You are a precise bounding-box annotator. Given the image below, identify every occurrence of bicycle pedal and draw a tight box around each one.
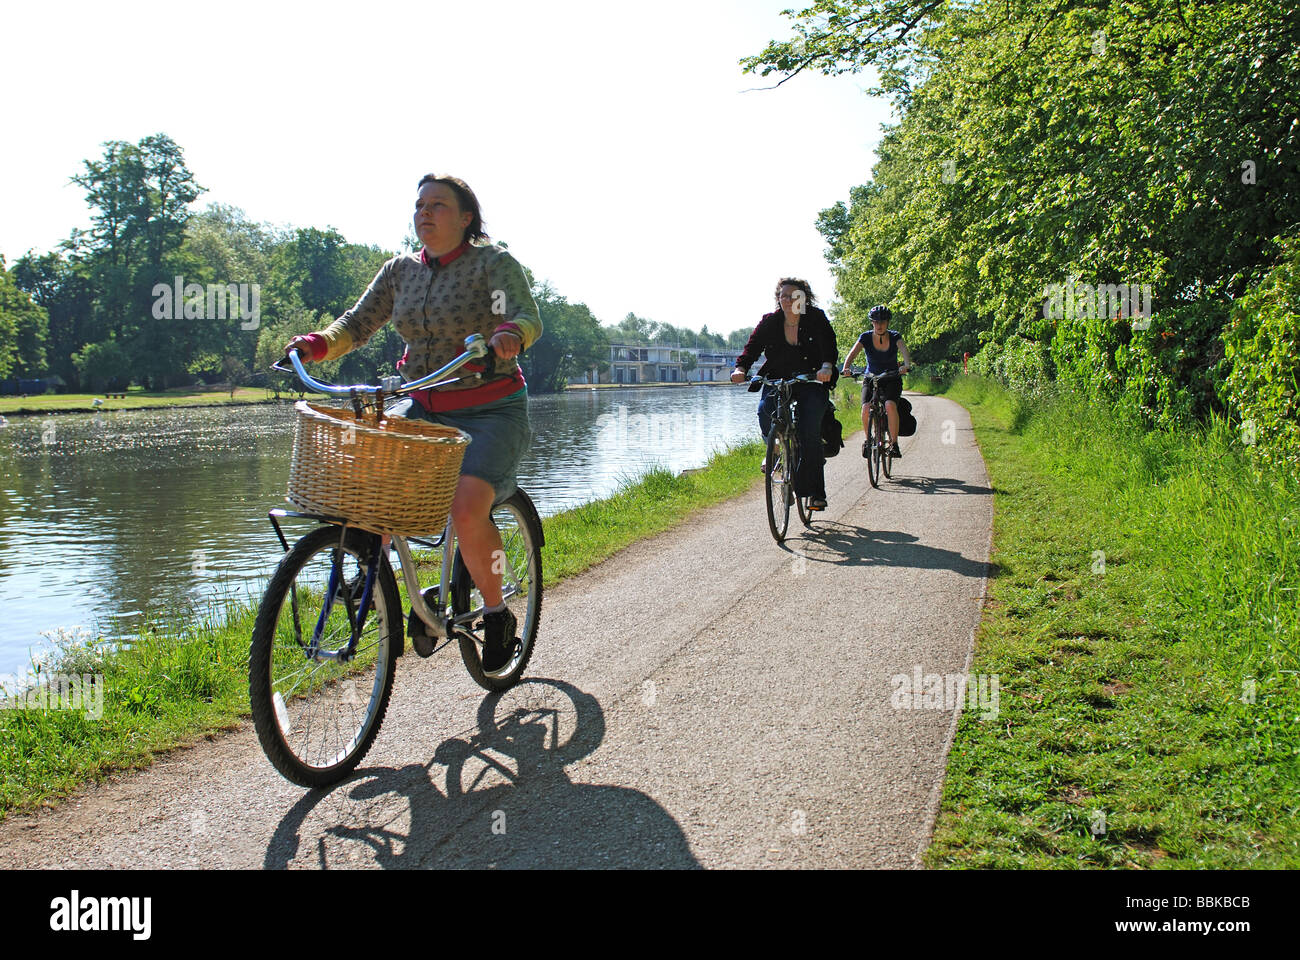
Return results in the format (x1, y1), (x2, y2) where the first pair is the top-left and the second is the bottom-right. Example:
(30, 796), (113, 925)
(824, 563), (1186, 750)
(407, 608), (436, 658)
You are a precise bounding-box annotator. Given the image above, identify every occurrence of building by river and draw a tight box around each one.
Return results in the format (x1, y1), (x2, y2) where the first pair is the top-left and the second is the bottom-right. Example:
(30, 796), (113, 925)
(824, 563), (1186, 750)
(571, 343), (736, 385)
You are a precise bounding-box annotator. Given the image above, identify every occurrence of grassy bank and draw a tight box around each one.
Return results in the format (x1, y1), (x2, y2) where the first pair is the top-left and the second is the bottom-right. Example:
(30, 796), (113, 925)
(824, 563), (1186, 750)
(911, 375), (1299, 867)
(0, 386), (285, 416)
(0, 439), (765, 818)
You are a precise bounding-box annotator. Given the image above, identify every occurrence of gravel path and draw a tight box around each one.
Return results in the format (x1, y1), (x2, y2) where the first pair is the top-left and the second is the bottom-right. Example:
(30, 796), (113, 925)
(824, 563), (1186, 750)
(0, 391), (992, 869)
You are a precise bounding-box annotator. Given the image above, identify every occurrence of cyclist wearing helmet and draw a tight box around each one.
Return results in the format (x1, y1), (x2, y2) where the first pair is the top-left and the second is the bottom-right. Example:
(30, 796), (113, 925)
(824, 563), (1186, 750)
(841, 305), (913, 459)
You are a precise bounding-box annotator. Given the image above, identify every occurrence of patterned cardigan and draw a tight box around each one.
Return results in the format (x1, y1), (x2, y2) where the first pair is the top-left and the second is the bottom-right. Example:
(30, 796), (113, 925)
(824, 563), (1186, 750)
(315, 243), (543, 394)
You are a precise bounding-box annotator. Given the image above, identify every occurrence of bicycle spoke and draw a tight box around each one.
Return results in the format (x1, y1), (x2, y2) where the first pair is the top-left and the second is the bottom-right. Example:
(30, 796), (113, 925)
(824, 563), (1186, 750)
(252, 527), (397, 782)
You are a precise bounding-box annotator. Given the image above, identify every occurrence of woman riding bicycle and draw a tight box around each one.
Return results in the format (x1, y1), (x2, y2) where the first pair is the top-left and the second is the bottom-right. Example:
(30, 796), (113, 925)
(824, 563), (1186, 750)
(730, 278), (838, 511)
(284, 174), (542, 672)
(840, 304), (913, 459)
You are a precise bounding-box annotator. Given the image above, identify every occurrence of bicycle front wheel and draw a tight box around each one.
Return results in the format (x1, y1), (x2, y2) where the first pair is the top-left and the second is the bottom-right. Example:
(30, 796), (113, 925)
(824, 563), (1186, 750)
(249, 525), (401, 788)
(451, 488), (544, 691)
(765, 428), (792, 542)
(883, 429), (894, 479)
(866, 414), (881, 489)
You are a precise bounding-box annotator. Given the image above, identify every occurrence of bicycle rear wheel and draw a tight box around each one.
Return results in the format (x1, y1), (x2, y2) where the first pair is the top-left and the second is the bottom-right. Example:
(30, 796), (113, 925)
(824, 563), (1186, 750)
(249, 525), (401, 788)
(451, 488), (544, 691)
(796, 495), (813, 527)
(866, 413), (881, 489)
(765, 428), (792, 542)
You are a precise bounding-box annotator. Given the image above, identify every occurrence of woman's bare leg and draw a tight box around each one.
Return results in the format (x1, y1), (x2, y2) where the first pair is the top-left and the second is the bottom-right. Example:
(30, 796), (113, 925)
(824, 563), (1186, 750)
(449, 474), (504, 608)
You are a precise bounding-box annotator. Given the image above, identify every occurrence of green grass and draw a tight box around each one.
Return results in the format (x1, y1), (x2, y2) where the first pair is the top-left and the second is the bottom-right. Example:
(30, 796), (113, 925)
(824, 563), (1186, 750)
(912, 375), (1300, 868)
(0, 440), (765, 819)
(0, 386), (283, 415)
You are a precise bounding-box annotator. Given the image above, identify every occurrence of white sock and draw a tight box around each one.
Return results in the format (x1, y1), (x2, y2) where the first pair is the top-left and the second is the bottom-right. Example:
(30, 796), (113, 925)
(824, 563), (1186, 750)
(485, 603), (506, 614)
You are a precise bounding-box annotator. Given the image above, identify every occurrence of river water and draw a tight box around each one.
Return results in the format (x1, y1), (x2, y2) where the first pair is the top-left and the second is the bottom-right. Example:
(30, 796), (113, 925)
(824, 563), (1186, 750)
(0, 385), (765, 683)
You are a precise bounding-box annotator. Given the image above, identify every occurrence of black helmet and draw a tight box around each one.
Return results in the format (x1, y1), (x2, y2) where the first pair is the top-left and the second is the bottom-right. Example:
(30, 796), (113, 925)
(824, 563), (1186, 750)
(869, 305), (892, 323)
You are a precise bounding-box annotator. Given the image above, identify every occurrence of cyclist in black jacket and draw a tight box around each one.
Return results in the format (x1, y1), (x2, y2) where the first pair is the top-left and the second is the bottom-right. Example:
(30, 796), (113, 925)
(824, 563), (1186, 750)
(731, 278), (838, 510)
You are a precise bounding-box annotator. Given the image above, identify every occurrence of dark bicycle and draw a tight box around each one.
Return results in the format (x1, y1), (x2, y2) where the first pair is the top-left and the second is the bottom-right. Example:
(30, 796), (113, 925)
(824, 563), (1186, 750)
(845, 367), (906, 488)
(744, 374), (820, 542)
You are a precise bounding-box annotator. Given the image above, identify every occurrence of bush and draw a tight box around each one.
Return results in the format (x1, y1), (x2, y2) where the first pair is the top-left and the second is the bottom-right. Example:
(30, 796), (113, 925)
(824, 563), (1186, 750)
(969, 336), (1052, 392)
(71, 339), (132, 392)
(1223, 238), (1300, 475)
(1050, 300), (1228, 428)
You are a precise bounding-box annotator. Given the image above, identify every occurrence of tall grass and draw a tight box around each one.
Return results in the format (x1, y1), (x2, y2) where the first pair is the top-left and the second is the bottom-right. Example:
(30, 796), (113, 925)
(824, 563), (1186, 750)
(918, 374), (1300, 867)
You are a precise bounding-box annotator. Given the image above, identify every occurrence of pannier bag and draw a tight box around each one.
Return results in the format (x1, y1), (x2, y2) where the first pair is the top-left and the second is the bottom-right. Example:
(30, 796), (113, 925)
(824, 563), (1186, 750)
(897, 396), (918, 437)
(822, 400), (845, 457)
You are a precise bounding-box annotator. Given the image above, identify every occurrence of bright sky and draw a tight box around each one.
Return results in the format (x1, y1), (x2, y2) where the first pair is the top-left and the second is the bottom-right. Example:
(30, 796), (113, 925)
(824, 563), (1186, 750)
(1, 0), (891, 337)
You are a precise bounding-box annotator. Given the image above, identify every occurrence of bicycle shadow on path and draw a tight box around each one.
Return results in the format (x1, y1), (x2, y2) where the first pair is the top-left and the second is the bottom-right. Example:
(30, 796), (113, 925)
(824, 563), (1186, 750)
(886, 476), (995, 496)
(793, 521), (995, 581)
(264, 679), (700, 869)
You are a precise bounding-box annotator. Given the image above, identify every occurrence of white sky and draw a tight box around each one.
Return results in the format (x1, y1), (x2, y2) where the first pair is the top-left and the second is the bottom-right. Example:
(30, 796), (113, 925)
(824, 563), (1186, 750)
(0, 0), (892, 337)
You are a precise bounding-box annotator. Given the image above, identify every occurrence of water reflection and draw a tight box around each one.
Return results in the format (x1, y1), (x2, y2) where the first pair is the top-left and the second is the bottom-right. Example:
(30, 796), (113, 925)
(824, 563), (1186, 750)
(0, 385), (761, 679)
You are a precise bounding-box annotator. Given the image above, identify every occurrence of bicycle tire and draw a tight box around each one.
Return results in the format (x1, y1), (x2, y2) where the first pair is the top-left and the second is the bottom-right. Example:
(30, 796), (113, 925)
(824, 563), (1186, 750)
(765, 428), (792, 542)
(788, 428), (813, 527)
(249, 525), (401, 788)
(883, 424), (894, 479)
(866, 412), (881, 488)
(451, 488), (544, 692)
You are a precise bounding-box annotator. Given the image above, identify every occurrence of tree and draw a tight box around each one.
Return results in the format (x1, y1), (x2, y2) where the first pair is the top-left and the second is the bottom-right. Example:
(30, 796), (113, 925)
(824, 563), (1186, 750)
(223, 355), (250, 398)
(71, 134), (204, 387)
(267, 227), (355, 319)
(611, 312), (656, 344)
(743, 0), (1300, 413)
(72, 338), (132, 392)
(11, 249), (94, 388)
(519, 283), (609, 393)
(0, 258), (49, 379)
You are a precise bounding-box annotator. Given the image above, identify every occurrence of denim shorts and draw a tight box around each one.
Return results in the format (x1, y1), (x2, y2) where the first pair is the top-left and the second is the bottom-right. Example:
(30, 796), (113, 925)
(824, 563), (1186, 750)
(388, 388), (531, 503)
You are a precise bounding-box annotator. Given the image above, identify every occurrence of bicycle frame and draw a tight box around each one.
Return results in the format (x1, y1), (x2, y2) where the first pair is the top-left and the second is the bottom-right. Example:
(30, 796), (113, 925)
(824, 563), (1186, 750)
(753, 373), (813, 446)
(268, 334), (523, 656)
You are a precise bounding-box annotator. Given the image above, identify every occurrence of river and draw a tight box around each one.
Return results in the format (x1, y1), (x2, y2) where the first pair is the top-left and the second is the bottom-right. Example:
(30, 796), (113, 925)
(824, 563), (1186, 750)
(0, 385), (766, 683)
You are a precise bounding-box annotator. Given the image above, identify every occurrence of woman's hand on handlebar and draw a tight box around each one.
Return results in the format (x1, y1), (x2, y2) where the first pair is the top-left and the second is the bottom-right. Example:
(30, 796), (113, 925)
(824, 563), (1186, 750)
(284, 333), (326, 362)
(490, 329), (522, 360)
(816, 363), (832, 383)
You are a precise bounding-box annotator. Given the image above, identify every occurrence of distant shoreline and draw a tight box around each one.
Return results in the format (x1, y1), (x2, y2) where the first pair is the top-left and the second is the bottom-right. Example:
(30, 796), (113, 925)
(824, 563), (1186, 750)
(564, 380), (733, 391)
(0, 380), (737, 417)
(0, 398), (291, 418)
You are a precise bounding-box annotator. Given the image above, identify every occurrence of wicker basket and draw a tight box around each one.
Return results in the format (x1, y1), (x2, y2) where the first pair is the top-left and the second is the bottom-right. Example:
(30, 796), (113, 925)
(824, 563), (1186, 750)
(286, 401), (469, 537)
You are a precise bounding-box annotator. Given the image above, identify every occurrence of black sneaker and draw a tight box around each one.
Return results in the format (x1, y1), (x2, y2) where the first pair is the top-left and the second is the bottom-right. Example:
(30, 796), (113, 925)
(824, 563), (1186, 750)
(480, 606), (518, 673)
(810, 498), (827, 511)
(890, 442), (902, 458)
(862, 440), (870, 459)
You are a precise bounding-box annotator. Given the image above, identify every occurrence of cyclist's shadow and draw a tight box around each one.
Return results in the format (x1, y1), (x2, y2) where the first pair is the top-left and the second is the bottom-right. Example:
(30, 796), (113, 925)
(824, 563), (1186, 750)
(264, 678), (700, 869)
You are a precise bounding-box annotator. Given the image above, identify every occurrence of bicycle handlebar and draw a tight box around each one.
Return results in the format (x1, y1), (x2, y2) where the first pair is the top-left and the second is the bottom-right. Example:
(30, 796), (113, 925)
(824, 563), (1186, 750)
(272, 334), (490, 396)
(747, 373), (815, 386)
(842, 366), (907, 382)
